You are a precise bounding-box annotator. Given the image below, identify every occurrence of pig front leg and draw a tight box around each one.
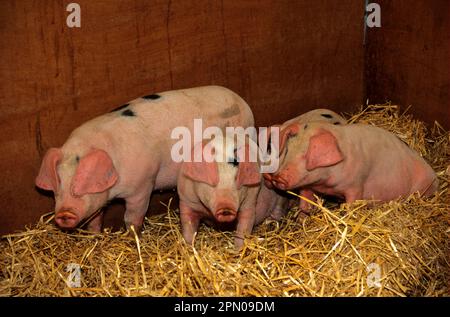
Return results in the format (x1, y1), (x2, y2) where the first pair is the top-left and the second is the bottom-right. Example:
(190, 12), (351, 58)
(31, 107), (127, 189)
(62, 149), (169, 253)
(124, 186), (153, 233)
(86, 211), (104, 233)
(295, 189), (316, 222)
(269, 195), (289, 221)
(179, 201), (201, 245)
(298, 188), (315, 212)
(235, 207), (256, 250)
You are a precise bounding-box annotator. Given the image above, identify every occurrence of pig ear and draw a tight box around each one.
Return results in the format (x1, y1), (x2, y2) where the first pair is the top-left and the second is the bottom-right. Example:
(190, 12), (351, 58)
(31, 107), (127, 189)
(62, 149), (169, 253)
(305, 129), (344, 171)
(183, 140), (219, 186)
(183, 161), (219, 186)
(71, 149), (118, 197)
(279, 123), (300, 154)
(35, 147), (63, 192)
(236, 143), (261, 189)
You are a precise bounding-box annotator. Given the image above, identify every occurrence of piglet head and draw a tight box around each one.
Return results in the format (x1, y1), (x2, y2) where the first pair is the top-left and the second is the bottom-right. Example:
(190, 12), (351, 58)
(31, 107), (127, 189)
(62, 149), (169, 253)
(271, 127), (344, 190)
(213, 140), (260, 222)
(36, 148), (118, 229)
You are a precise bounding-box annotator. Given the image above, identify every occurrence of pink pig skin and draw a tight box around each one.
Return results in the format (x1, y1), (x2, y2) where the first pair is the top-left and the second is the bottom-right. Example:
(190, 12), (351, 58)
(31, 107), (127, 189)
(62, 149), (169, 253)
(276, 109), (347, 130)
(35, 86), (254, 232)
(263, 109), (346, 212)
(264, 109), (346, 187)
(177, 137), (261, 249)
(178, 136), (293, 249)
(254, 183), (293, 224)
(267, 122), (438, 207)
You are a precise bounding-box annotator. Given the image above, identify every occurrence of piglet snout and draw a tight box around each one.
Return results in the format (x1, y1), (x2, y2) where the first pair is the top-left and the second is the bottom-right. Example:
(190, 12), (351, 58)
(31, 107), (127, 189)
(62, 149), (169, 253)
(55, 210), (79, 229)
(215, 208), (237, 222)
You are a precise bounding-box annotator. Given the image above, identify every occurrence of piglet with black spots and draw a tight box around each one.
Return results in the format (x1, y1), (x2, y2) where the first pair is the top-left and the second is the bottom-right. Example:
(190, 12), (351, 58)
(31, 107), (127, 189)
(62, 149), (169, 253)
(35, 86), (254, 232)
(265, 121), (438, 209)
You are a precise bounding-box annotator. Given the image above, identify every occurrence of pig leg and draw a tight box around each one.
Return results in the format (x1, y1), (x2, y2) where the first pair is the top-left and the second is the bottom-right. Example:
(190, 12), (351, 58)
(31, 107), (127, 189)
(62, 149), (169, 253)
(86, 211), (104, 233)
(295, 189), (316, 222)
(179, 201), (201, 245)
(124, 186), (153, 233)
(344, 187), (364, 203)
(292, 189), (315, 222)
(235, 208), (256, 249)
(269, 196), (288, 221)
(298, 188), (315, 212)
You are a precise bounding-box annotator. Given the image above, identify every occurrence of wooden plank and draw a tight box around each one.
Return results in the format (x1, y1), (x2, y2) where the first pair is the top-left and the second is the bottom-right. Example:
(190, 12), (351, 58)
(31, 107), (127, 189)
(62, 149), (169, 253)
(0, 0), (364, 234)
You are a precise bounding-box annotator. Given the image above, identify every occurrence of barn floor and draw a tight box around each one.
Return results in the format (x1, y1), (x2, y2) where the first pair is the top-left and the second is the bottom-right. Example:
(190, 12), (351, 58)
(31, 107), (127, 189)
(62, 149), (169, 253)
(0, 105), (449, 297)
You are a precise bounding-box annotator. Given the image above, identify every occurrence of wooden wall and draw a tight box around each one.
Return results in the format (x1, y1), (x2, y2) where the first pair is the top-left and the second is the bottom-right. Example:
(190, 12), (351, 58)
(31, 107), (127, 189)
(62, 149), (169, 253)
(365, 0), (450, 128)
(2, 0), (448, 235)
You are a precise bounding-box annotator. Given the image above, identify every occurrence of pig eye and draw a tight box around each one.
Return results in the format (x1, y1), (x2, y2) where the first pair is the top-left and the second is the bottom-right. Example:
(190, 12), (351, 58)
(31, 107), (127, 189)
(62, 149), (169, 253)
(321, 113), (333, 119)
(227, 151), (239, 167)
(143, 94), (161, 100)
(227, 157), (239, 167)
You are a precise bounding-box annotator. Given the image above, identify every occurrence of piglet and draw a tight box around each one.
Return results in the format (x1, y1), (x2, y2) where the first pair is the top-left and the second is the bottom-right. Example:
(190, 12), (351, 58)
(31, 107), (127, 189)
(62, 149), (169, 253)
(266, 122), (438, 207)
(35, 86), (254, 232)
(178, 134), (291, 249)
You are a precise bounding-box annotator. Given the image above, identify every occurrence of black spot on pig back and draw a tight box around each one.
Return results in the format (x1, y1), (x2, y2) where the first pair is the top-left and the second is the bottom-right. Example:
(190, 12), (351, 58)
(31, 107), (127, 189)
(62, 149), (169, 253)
(143, 94), (161, 100)
(111, 103), (129, 112)
(121, 109), (135, 117)
(321, 113), (333, 119)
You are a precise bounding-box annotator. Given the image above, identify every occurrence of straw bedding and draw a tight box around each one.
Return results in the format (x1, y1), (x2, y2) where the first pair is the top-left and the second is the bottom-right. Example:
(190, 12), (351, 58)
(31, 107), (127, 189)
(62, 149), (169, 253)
(1, 104), (449, 297)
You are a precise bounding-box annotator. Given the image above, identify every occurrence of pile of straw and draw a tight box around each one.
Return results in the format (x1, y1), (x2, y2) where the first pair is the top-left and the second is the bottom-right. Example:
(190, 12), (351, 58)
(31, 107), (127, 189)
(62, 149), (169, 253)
(1, 104), (448, 296)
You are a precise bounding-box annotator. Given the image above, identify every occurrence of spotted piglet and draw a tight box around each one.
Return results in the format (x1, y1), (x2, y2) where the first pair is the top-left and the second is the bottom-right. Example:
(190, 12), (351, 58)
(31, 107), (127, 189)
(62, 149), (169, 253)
(265, 121), (438, 209)
(35, 86), (254, 233)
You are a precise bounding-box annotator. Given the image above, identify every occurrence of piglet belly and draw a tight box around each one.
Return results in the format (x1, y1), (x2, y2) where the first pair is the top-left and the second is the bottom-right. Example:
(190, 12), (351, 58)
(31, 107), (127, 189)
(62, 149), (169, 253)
(154, 161), (182, 190)
(309, 183), (346, 201)
(362, 170), (412, 201)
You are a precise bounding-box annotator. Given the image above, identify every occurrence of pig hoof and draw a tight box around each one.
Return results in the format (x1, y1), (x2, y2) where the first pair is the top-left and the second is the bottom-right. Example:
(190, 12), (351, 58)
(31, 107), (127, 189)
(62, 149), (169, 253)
(126, 223), (143, 238)
(296, 210), (310, 222)
(234, 236), (245, 251)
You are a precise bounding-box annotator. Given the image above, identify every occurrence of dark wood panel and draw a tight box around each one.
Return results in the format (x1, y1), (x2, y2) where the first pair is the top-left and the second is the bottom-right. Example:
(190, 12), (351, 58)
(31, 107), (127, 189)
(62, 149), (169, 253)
(0, 0), (364, 234)
(365, 0), (450, 128)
